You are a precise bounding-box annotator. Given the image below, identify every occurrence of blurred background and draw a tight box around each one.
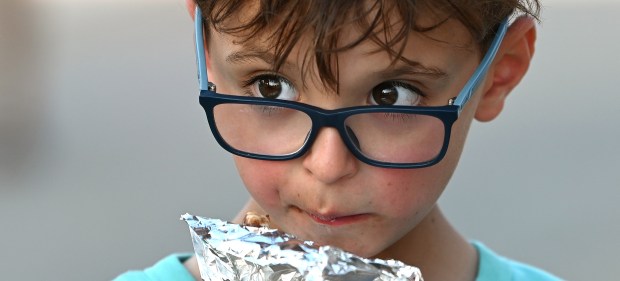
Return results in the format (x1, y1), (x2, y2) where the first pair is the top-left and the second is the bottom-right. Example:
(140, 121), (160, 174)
(1, 0), (618, 280)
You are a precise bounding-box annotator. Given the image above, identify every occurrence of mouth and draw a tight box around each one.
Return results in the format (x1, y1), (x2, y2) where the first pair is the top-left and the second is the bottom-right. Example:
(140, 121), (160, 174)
(305, 210), (369, 226)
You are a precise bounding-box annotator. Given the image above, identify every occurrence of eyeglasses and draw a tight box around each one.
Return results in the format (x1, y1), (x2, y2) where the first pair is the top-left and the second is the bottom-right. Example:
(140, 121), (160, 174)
(194, 7), (509, 168)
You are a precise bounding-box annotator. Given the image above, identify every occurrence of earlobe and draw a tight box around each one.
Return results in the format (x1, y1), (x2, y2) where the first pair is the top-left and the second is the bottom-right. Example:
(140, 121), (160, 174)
(475, 16), (537, 122)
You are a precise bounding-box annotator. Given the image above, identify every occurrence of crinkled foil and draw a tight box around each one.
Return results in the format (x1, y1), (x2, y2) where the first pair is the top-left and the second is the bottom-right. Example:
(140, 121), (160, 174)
(181, 213), (423, 281)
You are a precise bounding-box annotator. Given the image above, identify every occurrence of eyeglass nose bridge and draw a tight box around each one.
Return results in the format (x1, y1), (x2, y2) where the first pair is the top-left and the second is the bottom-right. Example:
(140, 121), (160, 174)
(309, 109), (349, 129)
(303, 110), (363, 156)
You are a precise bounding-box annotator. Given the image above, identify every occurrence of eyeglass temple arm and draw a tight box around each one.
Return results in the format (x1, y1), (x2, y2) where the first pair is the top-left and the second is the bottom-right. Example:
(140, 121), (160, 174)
(452, 18), (509, 113)
(195, 7), (210, 91)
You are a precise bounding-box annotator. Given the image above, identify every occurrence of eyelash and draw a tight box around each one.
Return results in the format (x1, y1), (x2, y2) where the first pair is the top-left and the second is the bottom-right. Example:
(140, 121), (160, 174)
(240, 73), (292, 95)
(380, 80), (429, 107)
(391, 81), (426, 97)
(382, 112), (418, 122)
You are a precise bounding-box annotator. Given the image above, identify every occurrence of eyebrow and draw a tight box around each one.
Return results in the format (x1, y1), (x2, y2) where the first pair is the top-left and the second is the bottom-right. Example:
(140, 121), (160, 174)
(227, 49), (447, 80)
(377, 60), (448, 80)
(226, 50), (296, 71)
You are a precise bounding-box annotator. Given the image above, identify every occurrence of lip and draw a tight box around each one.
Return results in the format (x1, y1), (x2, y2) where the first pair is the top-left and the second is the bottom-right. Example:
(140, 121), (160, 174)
(305, 210), (369, 226)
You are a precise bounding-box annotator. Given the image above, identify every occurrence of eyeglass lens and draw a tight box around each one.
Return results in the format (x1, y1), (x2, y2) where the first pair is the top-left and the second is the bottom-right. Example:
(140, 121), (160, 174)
(212, 103), (445, 164)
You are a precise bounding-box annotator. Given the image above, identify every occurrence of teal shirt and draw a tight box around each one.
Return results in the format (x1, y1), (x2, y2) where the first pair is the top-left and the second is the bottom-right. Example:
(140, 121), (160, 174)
(113, 253), (195, 281)
(114, 242), (562, 281)
(472, 242), (562, 281)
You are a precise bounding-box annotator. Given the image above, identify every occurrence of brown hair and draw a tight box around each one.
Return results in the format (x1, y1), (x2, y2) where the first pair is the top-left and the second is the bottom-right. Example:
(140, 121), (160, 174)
(195, 0), (541, 91)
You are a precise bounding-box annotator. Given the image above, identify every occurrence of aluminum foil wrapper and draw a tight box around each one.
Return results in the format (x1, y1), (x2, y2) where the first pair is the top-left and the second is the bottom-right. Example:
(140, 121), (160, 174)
(181, 213), (423, 281)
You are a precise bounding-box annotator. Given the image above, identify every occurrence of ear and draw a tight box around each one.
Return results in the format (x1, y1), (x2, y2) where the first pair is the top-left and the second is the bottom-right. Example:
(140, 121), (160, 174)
(475, 16), (537, 122)
(185, 0), (196, 20)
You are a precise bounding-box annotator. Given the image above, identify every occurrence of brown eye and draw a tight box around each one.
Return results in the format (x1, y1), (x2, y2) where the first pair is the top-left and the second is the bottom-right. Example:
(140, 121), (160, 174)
(249, 75), (298, 101)
(257, 77), (282, 99)
(369, 81), (422, 106)
(371, 82), (398, 105)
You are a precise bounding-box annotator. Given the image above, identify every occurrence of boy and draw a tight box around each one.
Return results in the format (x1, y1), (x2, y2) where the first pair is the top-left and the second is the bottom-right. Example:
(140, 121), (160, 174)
(116, 0), (561, 280)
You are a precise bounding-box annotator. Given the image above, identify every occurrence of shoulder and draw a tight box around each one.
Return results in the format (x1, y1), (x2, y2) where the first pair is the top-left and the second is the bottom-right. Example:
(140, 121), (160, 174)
(113, 253), (195, 281)
(473, 242), (564, 281)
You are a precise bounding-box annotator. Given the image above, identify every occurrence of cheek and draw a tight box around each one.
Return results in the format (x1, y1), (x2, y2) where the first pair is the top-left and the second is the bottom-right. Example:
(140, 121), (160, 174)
(375, 167), (450, 216)
(234, 157), (288, 208)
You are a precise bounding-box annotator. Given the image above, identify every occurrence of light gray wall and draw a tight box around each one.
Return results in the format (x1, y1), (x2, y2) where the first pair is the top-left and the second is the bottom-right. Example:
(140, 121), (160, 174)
(1, 1), (618, 280)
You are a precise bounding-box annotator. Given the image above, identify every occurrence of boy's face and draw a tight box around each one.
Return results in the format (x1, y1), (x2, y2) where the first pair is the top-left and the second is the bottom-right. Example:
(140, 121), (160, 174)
(205, 11), (486, 258)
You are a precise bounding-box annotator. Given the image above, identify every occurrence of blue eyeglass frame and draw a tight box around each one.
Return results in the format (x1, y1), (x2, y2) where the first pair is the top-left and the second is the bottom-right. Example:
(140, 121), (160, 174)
(194, 7), (509, 168)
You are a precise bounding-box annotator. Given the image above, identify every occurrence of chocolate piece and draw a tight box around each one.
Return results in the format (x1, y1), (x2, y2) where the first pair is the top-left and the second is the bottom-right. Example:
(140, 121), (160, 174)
(243, 211), (270, 227)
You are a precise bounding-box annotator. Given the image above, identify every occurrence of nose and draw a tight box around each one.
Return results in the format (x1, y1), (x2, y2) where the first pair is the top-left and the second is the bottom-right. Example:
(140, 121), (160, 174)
(302, 127), (358, 184)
